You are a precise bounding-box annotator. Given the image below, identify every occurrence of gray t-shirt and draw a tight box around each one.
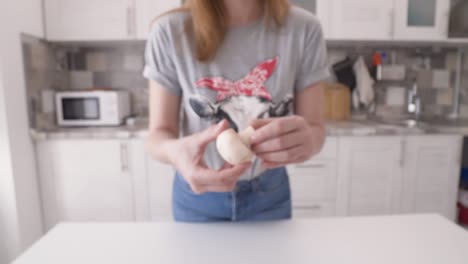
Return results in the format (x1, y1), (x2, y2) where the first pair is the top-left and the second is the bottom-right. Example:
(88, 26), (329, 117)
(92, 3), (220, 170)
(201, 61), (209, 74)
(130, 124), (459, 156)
(143, 6), (329, 180)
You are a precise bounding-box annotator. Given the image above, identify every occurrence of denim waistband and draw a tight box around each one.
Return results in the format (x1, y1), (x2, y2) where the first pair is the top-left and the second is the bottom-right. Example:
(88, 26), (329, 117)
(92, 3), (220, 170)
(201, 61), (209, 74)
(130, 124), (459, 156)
(235, 167), (288, 192)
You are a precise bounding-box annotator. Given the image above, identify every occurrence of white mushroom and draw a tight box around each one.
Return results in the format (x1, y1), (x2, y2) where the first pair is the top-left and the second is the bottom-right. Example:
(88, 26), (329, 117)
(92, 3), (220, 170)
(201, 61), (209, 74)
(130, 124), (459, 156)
(216, 126), (255, 165)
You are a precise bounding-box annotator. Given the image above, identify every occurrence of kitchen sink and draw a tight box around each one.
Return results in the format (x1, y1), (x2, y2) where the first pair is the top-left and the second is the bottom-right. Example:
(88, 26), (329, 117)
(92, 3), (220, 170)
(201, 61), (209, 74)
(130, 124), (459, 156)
(366, 116), (430, 134)
(368, 115), (468, 134)
(369, 116), (424, 127)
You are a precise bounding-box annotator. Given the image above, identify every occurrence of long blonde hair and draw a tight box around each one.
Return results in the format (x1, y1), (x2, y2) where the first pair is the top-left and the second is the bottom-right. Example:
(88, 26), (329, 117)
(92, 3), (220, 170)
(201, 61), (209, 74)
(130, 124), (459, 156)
(160, 0), (290, 62)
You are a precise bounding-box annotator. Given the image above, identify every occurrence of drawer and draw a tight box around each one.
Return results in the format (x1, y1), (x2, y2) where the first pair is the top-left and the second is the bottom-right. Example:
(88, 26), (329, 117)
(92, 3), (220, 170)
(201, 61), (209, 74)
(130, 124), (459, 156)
(293, 202), (335, 218)
(288, 160), (337, 202)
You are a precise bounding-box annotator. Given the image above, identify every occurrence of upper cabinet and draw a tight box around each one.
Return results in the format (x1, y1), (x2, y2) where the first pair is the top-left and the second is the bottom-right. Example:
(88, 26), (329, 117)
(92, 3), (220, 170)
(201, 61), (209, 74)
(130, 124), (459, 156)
(330, 0), (395, 40)
(44, 0), (135, 41)
(135, 0), (181, 39)
(327, 0), (450, 40)
(393, 0), (450, 40)
(43, 0), (451, 42)
(44, 0), (181, 41)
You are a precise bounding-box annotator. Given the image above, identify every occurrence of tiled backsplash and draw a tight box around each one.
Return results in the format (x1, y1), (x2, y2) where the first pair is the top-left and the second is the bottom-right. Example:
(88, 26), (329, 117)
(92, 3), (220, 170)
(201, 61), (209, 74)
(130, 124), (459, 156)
(22, 38), (149, 129)
(327, 44), (465, 118)
(22, 35), (68, 130)
(22, 35), (468, 129)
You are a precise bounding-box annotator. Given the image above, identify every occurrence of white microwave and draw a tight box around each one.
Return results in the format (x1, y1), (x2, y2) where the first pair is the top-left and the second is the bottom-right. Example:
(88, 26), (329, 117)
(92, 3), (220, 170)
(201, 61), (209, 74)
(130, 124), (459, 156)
(56, 91), (131, 127)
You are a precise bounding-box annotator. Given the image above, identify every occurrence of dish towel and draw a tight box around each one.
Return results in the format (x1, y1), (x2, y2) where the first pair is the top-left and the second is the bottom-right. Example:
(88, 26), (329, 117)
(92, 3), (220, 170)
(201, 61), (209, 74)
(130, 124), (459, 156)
(353, 56), (375, 110)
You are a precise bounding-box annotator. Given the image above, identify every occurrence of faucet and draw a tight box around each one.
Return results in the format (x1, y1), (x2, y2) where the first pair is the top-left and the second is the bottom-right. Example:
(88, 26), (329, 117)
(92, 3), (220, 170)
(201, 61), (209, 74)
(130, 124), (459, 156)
(407, 79), (421, 120)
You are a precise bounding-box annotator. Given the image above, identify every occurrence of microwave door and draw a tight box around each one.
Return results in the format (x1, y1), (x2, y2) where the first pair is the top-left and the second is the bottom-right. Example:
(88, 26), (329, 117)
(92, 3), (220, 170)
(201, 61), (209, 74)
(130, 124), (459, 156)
(62, 98), (100, 120)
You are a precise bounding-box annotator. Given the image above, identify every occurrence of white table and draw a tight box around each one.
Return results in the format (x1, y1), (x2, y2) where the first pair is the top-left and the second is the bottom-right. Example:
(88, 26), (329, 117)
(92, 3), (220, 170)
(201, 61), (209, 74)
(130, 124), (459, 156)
(13, 215), (468, 264)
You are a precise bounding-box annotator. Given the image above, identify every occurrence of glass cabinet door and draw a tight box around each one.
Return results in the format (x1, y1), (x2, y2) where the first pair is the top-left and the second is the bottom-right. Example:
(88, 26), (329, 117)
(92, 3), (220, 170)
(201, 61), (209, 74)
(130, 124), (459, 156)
(394, 0), (450, 40)
(407, 0), (436, 27)
(290, 0), (316, 13)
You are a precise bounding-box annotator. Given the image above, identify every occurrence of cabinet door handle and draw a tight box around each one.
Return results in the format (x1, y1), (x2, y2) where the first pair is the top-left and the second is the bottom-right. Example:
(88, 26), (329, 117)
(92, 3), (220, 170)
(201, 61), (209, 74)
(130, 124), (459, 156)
(295, 205), (323, 211)
(443, 10), (450, 36)
(295, 164), (326, 169)
(389, 8), (395, 36)
(400, 139), (406, 168)
(121, 143), (129, 172)
(126, 0), (136, 37)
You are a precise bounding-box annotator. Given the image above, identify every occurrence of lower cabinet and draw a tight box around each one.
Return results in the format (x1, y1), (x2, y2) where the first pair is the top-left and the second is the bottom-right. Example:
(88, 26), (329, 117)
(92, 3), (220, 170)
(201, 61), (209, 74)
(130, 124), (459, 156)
(336, 136), (403, 217)
(35, 134), (463, 227)
(145, 159), (174, 221)
(401, 135), (462, 220)
(129, 139), (174, 222)
(288, 137), (338, 218)
(335, 135), (462, 221)
(36, 139), (135, 230)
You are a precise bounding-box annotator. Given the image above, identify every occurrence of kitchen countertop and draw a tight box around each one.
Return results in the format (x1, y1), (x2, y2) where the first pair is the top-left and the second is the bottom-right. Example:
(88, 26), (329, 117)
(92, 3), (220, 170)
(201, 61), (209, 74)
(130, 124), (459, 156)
(30, 124), (150, 140)
(12, 214), (468, 264)
(30, 119), (465, 140)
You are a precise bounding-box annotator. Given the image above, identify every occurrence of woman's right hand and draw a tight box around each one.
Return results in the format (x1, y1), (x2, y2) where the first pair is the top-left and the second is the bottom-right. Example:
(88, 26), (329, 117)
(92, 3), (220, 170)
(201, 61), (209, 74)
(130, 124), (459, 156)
(169, 120), (251, 194)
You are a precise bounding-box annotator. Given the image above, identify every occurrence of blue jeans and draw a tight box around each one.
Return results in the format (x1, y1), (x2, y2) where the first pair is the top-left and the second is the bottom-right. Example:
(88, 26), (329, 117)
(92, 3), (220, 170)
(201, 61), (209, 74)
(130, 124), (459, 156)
(172, 167), (292, 222)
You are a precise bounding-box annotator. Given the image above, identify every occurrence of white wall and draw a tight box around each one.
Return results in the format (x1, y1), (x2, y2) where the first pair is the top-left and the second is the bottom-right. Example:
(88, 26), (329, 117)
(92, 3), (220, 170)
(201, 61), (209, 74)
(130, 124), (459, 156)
(0, 63), (20, 264)
(0, 0), (44, 263)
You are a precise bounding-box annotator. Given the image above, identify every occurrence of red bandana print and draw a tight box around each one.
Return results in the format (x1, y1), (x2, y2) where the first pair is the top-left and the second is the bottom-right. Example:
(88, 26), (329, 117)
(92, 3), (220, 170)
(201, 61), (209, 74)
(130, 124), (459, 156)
(195, 57), (279, 101)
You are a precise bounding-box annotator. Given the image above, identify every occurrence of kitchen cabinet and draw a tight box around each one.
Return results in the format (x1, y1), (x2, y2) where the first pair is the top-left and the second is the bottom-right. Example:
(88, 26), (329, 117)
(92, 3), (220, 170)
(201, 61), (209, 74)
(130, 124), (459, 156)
(44, 0), (181, 41)
(34, 134), (462, 225)
(44, 0), (135, 41)
(288, 137), (338, 218)
(135, 0), (181, 39)
(402, 135), (462, 220)
(330, 0), (395, 40)
(145, 158), (175, 221)
(129, 139), (174, 221)
(41, 0), (453, 42)
(36, 139), (135, 230)
(336, 137), (403, 216)
(393, 0), (450, 40)
(326, 0), (450, 40)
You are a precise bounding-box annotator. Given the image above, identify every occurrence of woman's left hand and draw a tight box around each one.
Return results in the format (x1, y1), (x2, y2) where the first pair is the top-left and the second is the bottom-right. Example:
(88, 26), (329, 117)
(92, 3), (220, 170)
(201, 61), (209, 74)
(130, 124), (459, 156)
(250, 115), (324, 169)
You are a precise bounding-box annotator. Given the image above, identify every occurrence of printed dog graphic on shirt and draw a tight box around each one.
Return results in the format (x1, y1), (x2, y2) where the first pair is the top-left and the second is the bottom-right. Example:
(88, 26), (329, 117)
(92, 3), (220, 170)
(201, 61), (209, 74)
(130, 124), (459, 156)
(189, 57), (293, 132)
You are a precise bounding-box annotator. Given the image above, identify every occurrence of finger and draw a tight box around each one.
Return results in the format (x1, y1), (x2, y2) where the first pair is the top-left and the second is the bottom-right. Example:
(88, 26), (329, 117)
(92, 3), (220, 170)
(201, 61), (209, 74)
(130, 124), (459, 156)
(252, 131), (306, 154)
(250, 116), (302, 145)
(196, 120), (229, 147)
(249, 118), (274, 130)
(220, 162), (234, 170)
(195, 163), (251, 185)
(257, 146), (304, 163)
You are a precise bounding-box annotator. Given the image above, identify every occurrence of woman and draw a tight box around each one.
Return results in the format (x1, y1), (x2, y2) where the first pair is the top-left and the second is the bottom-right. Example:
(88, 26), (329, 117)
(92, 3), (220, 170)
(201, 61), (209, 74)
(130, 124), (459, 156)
(143, 0), (329, 222)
